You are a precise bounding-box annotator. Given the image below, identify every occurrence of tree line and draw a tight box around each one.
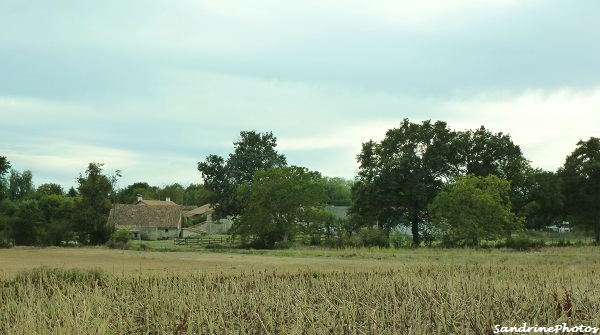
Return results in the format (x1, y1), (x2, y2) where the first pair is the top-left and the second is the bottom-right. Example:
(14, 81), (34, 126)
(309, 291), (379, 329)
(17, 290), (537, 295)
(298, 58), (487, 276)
(0, 148), (351, 247)
(1, 119), (598, 248)
(0, 161), (226, 246)
(197, 123), (599, 248)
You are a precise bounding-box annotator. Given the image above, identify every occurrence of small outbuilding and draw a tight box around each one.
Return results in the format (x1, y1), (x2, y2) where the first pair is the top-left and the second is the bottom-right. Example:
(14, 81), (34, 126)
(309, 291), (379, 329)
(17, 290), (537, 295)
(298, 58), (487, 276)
(182, 203), (233, 235)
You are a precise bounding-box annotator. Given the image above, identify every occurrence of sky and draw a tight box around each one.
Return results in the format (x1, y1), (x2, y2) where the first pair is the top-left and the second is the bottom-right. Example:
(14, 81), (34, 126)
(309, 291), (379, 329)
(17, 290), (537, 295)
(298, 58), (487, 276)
(1, 0), (599, 190)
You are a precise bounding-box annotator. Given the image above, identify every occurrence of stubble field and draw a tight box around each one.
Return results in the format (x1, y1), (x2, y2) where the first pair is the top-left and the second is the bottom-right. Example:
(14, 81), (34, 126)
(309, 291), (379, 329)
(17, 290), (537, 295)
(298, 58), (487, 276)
(1, 246), (600, 334)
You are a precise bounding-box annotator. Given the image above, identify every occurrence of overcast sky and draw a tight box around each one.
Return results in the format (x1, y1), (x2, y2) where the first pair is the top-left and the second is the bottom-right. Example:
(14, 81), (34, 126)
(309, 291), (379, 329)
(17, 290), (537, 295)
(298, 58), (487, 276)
(1, 1), (599, 190)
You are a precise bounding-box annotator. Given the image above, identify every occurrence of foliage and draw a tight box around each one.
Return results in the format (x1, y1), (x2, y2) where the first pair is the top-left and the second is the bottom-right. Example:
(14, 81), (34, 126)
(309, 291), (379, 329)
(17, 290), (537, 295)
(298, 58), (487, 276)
(36, 183), (65, 197)
(67, 186), (78, 197)
(352, 119), (457, 246)
(5, 200), (45, 246)
(198, 131), (287, 220)
(115, 182), (158, 204)
(232, 166), (329, 249)
(429, 174), (524, 246)
(0, 156), (10, 177)
(106, 229), (131, 249)
(389, 230), (412, 248)
(453, 126), (532, 214)
(501, 234), (546, 251)
(357, 228), (390, 248)
(112, 229), (131, 243)
(0, 156), (11, 200)
(351, 120), (532, 247)
(452, 126), (530, 180)
(75, 163), (116, 245)
(183, 183), (212, 206)
(559, 137), (600, 242)
(321, 177), (353, 206)
(519, 169), (564, 230)
(37, 194), (76, 246)
(7, 169), (34, 201)
(159, 183), (185, 204)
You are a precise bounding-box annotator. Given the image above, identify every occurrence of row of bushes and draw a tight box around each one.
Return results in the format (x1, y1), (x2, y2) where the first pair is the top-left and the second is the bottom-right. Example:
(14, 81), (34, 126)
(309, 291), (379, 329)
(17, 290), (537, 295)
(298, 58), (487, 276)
(291, 229), (590, 250)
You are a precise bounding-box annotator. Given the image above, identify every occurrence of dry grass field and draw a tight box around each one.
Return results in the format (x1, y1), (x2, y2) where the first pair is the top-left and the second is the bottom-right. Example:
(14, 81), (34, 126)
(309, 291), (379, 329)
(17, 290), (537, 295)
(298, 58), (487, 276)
(1, 246), (600, 334)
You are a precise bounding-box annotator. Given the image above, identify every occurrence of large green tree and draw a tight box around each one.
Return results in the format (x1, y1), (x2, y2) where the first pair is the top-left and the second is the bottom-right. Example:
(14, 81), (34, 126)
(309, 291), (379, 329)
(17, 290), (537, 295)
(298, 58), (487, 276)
(116, 182), (159, 203)
(38, 194), (77, 246)
(75, 163), (116, 245)
(6, 200), (45, 246)
(429, 174), (523, 246)
(36, 183), (65, 198)
(232, 166), (329, 248)
(519, 169), (564, 230)
(453, 126), (531, 211)
(183, 183), (212, 206)
(8, 169), (34, 201)
(559, 137), (600, 242)
(198, 131), (287, 219)
(158, 183), (185, 204)
(351, 119), (457, 246)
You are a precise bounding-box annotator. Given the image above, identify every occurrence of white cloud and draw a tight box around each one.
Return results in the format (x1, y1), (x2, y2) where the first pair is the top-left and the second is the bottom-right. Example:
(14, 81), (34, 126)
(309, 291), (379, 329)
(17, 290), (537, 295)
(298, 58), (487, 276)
(4, 139), (138, 188)
(443, 88), (600, 171)
(2, 1), (599, 189)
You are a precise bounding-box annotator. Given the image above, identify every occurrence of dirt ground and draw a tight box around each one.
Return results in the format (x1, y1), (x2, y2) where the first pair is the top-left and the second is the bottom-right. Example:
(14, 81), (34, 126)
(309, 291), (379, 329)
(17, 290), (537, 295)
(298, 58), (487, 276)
(0, 247), (396, 279)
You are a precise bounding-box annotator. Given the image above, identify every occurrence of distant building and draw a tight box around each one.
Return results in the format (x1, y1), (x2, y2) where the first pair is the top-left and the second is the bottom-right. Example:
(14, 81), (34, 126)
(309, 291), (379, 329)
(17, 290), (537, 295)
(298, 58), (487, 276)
(547, 222), (570, 233)
(108, 196), (182, 240)
(182, 203), (233, 236)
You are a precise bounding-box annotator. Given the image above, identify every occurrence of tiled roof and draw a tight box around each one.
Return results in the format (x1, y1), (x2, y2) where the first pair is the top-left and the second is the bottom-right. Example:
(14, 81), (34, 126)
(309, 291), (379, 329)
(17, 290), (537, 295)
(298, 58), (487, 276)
(136, 200), (178, 206)
(183, 203), (215, 217)
(108, 204), (182, 229)
(182, 227), (207, 235)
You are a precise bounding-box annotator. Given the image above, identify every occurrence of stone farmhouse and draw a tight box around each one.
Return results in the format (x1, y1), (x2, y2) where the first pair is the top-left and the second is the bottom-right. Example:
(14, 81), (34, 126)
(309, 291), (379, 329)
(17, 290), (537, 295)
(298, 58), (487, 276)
(108, 196), (182, 240)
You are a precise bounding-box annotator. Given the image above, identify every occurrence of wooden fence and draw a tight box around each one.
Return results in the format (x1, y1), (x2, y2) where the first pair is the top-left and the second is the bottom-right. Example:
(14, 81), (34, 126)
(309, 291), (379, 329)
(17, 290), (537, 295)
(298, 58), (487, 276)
(173, 236), (230, 246)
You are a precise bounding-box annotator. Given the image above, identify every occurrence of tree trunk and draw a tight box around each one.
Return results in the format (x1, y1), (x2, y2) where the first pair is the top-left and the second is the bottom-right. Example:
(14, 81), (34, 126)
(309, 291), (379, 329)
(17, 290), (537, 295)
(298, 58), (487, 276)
(411, 214), (420, 247)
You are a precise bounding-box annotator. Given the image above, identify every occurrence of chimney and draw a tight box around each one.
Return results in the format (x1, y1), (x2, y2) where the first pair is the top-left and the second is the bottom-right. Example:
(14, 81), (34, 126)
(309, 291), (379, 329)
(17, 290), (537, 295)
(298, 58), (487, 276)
(137, 194), (142, 202)
(166, 197), (171, 202)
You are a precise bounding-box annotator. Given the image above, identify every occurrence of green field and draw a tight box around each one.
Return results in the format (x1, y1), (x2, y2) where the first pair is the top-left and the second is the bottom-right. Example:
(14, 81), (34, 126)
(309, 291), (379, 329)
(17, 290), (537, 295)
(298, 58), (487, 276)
(1, 246), (600, 334)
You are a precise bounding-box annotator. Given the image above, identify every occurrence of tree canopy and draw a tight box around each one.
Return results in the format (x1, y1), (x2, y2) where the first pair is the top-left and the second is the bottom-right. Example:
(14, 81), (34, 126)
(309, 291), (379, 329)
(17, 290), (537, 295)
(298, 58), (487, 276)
(8, 169), (34, 201)
(429, 174), (523, 246)
(75, 162), (116, 245)
(351, 119), (530, 246)
(231, 166), (329, 248)
(0, 156), (11, 200)
(519, 169), (564, 230)
(198, 131), (287, 219)
(559, 137), (600, 242)
(351, 119), (457, 246)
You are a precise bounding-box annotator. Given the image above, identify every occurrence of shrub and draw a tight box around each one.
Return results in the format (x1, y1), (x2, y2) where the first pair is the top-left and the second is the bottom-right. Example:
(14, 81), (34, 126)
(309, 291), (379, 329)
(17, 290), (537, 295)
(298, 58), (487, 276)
(106, 229), (132, 249)
(390, 231), (411, 248)
(0, 237), (14, 249)
(358, 228), (389, 248)
(556, 239), (573, 247)
(502, 235), (545, 251)
(309, 234), (322, 246)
